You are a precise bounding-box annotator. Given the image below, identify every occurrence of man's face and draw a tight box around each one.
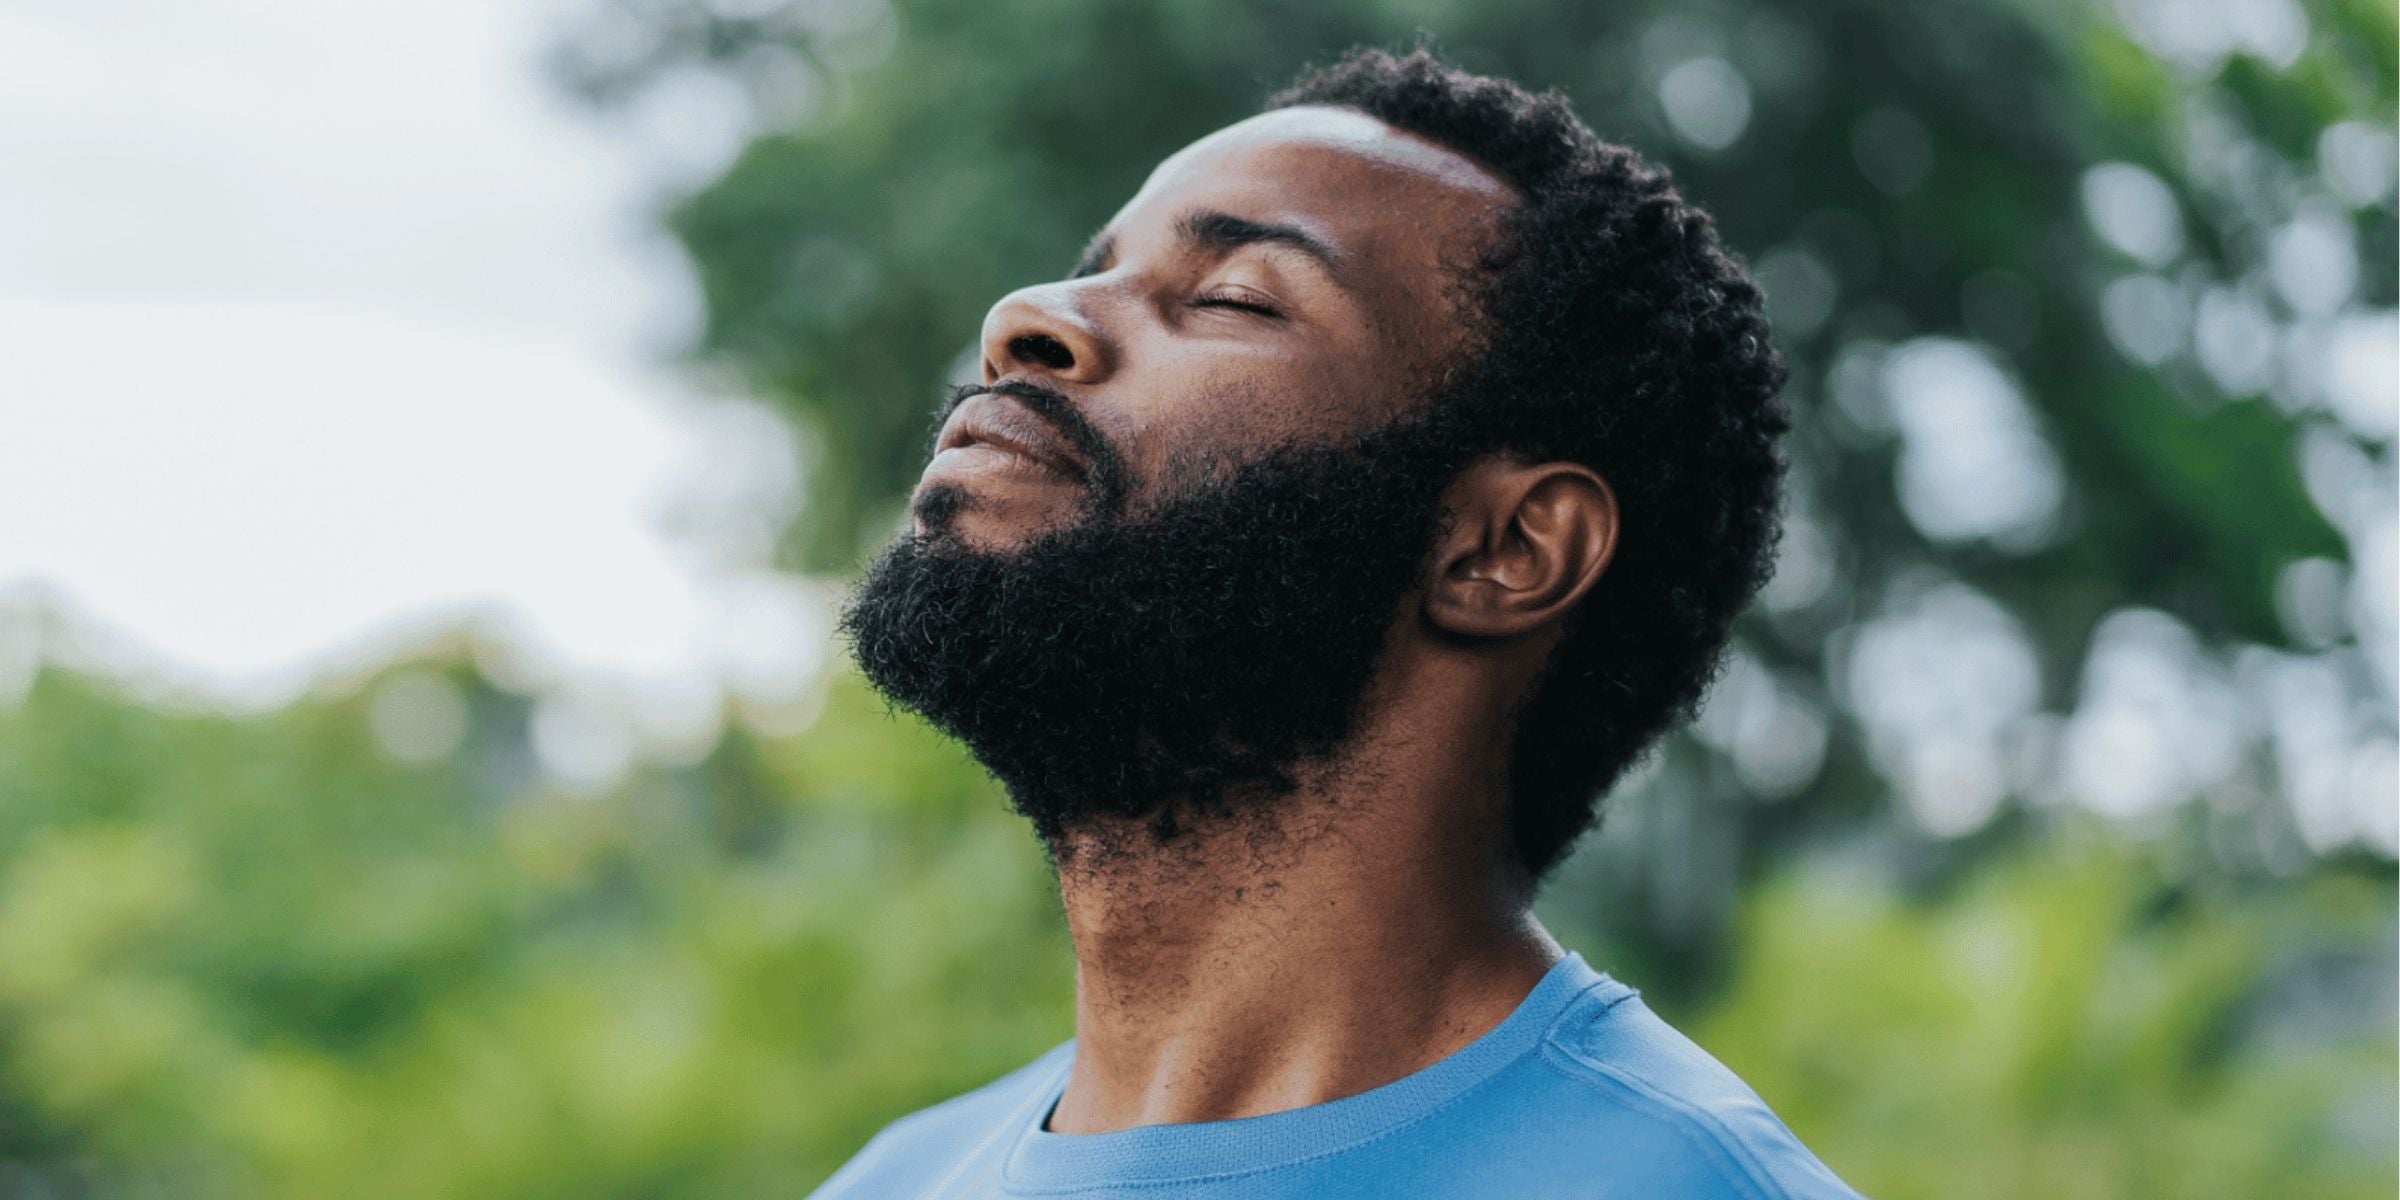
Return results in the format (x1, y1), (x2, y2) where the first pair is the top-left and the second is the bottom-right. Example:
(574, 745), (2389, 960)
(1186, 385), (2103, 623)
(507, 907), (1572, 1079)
(843, 109), (1516, 855)
(915, 106), (1515, 547)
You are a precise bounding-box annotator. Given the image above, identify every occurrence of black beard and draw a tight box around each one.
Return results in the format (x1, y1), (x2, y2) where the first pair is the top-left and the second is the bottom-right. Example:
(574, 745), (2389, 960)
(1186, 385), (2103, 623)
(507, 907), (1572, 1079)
(840, 406), (1471, 854)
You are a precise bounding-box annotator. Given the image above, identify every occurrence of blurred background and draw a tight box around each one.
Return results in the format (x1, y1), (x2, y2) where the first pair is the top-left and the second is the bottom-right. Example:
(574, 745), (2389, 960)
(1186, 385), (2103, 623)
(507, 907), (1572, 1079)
(1, 0), (2393, 1195)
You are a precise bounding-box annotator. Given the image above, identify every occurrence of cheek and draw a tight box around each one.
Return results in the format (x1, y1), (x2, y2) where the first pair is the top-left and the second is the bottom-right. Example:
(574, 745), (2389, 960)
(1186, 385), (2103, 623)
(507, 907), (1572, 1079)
(1108, 344), (1392, 494)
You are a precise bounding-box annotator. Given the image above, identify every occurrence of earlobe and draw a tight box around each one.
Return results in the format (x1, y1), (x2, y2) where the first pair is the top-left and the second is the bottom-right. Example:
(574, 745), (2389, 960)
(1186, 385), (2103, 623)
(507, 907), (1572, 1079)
(1424, 458), (1618, 641)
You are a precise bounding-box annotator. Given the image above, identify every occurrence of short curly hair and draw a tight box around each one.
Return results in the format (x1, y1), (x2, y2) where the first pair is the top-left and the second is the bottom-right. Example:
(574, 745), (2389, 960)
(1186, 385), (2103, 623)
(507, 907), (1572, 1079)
(1268, 47), (1791, 882)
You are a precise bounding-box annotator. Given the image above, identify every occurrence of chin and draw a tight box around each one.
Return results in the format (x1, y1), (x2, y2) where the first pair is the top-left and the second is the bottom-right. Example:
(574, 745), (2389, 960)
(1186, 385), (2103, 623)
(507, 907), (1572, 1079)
(910, 484), (1088, 552)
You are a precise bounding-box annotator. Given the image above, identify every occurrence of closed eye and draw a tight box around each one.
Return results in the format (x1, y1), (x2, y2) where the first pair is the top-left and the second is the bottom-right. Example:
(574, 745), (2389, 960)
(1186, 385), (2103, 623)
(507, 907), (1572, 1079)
(1189, 287), (1282, 318)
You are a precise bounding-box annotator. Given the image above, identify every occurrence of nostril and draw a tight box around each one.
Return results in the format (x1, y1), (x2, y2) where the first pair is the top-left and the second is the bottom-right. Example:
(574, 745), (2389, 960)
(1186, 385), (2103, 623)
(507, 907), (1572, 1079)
(1009, 333), (1075, 372)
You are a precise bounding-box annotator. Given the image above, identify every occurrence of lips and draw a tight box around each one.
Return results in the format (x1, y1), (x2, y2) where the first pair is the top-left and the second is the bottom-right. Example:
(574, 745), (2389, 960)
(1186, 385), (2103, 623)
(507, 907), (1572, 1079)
(933, 393), (1086, 479)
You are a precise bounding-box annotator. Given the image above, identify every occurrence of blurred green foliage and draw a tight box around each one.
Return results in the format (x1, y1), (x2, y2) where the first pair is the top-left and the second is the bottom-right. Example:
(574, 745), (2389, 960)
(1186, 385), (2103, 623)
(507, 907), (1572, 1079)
(0, 661), (1073, 1197)
(1698, 844), (2395, 1198)
(0, 659), (2388, 1195)
(0, 0), (2392, 1196)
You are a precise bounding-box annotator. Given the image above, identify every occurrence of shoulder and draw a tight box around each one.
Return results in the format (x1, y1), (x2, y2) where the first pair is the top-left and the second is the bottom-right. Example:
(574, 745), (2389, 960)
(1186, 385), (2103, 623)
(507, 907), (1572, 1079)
(808, 1041), (1071, 1198)
(1527, 983), (1865, 1200)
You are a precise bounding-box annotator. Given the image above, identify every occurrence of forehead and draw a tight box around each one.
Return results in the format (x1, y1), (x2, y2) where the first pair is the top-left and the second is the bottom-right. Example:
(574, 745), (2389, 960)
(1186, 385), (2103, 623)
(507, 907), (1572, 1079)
(1130, 106), (1514, 210)
(1109, 107), (1515, 320)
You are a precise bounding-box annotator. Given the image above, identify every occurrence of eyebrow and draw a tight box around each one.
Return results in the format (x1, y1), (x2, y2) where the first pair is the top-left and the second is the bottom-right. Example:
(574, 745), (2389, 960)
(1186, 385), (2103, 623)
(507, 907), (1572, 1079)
(1069, 208), (1345, 283)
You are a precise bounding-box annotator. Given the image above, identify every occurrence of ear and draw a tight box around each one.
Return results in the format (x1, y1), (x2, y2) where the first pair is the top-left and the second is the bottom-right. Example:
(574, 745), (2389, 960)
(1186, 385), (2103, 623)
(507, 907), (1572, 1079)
(1424, 457), (1619, 641)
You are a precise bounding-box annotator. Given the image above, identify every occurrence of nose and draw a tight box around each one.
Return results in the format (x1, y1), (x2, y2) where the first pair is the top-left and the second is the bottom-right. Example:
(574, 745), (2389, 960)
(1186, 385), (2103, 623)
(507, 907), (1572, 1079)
(979, 281), (1114, 385)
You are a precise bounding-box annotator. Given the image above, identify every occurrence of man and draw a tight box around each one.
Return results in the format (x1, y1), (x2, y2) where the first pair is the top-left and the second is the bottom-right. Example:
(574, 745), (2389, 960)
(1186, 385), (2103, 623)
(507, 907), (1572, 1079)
(817, 44), (1862, 1199)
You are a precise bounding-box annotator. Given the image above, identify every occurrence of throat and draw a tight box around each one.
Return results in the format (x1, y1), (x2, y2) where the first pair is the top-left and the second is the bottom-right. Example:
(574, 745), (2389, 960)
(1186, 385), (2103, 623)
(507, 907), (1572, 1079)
(1042, 797), (1560, 1134)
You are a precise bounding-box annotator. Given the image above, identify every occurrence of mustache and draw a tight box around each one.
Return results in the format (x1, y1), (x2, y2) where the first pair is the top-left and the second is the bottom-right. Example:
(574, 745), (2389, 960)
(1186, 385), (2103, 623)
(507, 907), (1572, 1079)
(935, 379), (1132, 514)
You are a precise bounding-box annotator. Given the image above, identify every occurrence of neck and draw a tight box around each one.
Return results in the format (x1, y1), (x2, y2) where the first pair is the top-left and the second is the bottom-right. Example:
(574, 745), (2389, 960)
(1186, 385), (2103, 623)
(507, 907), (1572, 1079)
(1039, 653), (1563, 1135)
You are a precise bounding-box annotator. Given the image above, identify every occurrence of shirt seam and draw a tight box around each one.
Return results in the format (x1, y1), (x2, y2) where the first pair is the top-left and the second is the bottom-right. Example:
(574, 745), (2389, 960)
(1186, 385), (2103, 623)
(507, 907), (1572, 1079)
(998, 976), (1622, 1196)
(1535, 1037), (1790, 1200)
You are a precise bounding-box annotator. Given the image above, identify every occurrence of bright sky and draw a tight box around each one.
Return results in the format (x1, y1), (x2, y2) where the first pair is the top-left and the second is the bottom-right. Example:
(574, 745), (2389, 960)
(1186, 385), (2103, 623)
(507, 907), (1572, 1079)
(0, 0), (827, 754)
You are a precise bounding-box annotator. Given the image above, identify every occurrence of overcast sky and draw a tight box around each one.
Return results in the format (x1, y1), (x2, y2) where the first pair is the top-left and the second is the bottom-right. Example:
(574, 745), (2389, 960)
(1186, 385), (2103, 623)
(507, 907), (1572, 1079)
(0, 0), (826, 755)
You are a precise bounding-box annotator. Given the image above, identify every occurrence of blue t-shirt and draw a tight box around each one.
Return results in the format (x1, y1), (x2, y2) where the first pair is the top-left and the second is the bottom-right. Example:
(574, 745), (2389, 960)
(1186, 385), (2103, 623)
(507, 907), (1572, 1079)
(809, 952), (1863, 1198)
